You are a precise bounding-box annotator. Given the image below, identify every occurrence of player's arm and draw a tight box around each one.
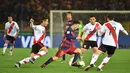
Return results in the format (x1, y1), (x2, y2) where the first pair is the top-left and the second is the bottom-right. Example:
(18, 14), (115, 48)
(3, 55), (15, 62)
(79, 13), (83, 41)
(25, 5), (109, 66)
(80, 24), (87, 37)
(4, 23), (8, 39)
(98, 24), (105, 36)
(120, 24), (129, 35)
(4, 29), (7, 39)
(30, 18), (37, 30)
(15, 23), (20, 37)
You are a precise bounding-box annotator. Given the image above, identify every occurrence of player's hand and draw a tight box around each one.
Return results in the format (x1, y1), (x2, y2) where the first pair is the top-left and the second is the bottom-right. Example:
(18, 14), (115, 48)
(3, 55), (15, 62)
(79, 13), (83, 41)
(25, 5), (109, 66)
(97, 26), (101, 30)
(14, 35), (17, 40)
(30, 18), (34, 23)
(76, 36), (81, 40)
(3, 35), (6, 40)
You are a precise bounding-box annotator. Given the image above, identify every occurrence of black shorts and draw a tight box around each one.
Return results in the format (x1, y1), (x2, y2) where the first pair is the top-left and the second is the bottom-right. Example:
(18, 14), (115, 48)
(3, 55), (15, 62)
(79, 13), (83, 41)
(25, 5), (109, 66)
(31, 42), (45, 54)
(99, 44), (116, 55)
(82, 40), (98, 49)
(6, 35), (15, 43)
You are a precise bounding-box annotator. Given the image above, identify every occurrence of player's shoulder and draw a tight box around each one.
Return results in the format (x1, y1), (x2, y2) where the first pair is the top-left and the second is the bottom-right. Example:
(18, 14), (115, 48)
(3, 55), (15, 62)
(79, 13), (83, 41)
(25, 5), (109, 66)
(95, 22), (101, 25)
(12, 21), (17, 24)
(85, 23), (91, 26)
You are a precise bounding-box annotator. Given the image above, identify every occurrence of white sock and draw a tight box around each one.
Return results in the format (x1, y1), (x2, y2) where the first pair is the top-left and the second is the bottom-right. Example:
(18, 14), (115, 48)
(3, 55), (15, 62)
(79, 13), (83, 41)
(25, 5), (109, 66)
(90, 53), (99, 65)
(98, 56), (110, 69)
(3, 43), (8, 54)
(10, 46), (14, 52)
(19, 57), (31, 64)
(34, 51), (46, 59)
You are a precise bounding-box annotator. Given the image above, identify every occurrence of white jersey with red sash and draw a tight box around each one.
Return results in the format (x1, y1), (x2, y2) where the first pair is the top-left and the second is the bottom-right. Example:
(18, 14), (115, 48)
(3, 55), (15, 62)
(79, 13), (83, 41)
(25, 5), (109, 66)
(99, 20), (128, 47)
(83, 22), (101, 41)
(32, 25), (46, 44)
(5, 21), (19, 37)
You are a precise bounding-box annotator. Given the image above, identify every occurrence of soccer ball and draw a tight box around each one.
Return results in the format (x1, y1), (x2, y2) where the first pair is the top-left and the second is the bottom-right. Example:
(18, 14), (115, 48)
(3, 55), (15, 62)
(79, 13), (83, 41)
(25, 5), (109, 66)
(69, 57), (85, 67)
(78, 60), (85, 67)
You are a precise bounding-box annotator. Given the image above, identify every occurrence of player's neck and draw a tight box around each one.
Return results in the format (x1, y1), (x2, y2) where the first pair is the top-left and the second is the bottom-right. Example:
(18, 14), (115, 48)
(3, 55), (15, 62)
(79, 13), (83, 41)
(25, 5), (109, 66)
(9, 21), (13, 23)
(41, 24), (45, 27)
(67, 18), (72, 21)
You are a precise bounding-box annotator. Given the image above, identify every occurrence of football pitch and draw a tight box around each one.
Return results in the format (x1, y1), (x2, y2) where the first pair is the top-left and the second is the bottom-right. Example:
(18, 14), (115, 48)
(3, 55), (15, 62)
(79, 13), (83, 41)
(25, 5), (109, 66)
(0, 48), (130, 73)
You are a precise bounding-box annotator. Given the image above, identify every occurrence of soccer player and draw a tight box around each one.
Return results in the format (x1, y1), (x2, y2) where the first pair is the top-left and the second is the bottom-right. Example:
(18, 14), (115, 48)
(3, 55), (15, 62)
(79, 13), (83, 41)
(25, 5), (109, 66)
(78, 20), (84, 47)
(15, 18), (48, 68)
(2, 16), (19, 56)
(62, 11), (73, 62)
(77, 16), (101, 69)
(41, 21), (82, 68)
(85, 15), (129, 71)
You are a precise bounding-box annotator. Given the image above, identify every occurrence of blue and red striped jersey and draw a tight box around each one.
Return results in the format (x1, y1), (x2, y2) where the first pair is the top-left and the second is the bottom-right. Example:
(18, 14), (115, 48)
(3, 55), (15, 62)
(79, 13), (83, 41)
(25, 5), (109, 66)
(59, 27), (76, 50)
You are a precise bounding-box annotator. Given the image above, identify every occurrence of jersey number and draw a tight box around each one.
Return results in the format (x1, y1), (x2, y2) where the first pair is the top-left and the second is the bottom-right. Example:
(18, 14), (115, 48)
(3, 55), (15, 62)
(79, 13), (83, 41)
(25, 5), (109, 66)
(109, 26), (116, 35)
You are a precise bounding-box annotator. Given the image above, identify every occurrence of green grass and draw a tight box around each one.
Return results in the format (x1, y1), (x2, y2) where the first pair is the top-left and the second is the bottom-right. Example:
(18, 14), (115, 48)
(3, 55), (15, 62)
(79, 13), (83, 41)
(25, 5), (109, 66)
(0, 48), (130, 73)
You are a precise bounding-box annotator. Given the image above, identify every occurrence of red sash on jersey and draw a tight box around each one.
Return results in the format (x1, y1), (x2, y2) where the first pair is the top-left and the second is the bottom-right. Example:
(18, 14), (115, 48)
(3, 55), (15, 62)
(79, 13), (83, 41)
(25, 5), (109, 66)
(106, 23), (118, 46)
(7, 22), (15, 34)
(85, 24), (99, 40)
(33, 31), (46, 44)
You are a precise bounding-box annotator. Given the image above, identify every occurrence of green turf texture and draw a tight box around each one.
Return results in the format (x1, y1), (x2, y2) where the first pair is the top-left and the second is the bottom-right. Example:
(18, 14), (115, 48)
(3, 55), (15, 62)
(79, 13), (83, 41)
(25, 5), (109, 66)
(0, 48), (130, 73)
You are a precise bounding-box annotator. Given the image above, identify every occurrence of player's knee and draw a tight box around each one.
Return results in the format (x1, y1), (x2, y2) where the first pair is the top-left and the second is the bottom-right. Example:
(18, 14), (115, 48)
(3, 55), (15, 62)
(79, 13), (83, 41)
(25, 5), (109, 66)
(81, 48), (86, 53)
(52, 56), (59, 60)
(93, 47), (98, 53)
(41, 47), (48, 53)
(96, 49), (102, 55)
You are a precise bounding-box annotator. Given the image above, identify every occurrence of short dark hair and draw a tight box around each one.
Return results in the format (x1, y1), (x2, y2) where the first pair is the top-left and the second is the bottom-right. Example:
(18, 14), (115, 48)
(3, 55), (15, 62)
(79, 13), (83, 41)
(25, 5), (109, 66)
(106, 15), (114, 20)
(90, 15), (95, 18)
(67, 11), (72, 15)
(72, 20), (80, 25)
(42, 17), (48, 21)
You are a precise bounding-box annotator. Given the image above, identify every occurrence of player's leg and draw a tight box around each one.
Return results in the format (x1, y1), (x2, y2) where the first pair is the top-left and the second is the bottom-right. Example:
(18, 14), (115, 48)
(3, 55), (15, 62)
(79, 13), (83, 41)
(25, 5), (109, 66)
(15, 43), (39, 68)
(30, 46), (48, 64)
(97, 45), (116, 71)
(2, 39), (9, 55)
(71, 48), (82, 67)
(15, 53), (35, 68)
(61, 54), (66, 63)
(41, 49), (65, 68)
(9, 40), (15, 56)
(84, 44), (104, 71)
(89, 41), (99, 67)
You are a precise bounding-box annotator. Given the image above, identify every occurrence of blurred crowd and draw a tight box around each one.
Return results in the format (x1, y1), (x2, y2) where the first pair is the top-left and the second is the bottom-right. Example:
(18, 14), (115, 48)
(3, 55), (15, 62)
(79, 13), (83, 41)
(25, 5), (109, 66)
(0, 0), (130, 31)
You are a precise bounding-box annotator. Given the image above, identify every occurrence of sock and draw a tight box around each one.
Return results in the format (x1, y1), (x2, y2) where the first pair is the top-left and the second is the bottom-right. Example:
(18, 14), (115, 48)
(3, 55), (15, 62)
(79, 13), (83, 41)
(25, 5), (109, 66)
(90, 53), (99, 65)
(3, 43), (8, 54)
(10, 46), (14, 51)
(19, 57), (31, 65)
(34, 51), (46, 59)
(98, 56), (110, 69)
(72, 53), (79, 64)
(44, 57), (53, 65)
(10, 46), (14, 53)
(62, 55), (66, 61)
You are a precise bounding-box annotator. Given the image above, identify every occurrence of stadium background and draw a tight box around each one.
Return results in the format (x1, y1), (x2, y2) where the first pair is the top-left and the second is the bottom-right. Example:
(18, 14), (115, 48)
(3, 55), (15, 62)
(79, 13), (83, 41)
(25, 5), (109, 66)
(0, 0), (130, 48)
(0, 1), (130, 73)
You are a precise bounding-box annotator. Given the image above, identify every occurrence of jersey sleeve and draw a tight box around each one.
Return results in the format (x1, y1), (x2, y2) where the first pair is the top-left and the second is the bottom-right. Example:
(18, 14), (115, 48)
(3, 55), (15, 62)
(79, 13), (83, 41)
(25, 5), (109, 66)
(42, 27), (46, 33)
(15, 22), (19, 30)
(119, 23), (128, 35)
(82, 24), (88, 32)
(30, 23), (38, 30)
(5, 23), (8, 29)
(98, 24), (106, 36)
(66, 31), (76, 40)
